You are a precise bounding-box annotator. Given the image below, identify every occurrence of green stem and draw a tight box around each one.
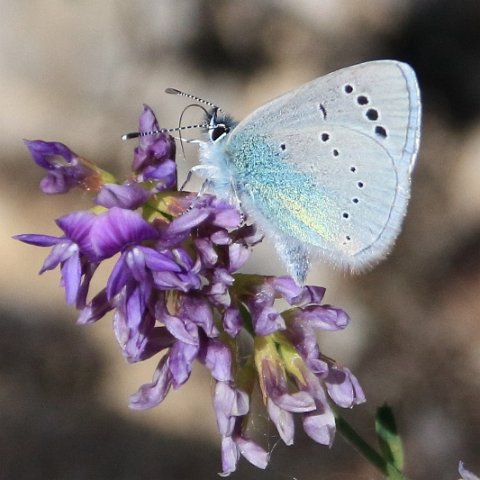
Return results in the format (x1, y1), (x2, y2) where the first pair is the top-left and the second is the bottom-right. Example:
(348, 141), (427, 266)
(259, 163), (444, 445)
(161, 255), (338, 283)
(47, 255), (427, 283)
(335, 413), (408, 480)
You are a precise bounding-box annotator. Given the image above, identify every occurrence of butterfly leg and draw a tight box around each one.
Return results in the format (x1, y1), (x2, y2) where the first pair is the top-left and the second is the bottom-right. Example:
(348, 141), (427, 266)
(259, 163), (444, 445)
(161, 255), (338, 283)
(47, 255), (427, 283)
(180, 178), (214, 216)
(230, 180), (245, 226)
(180, 165), (216, 191)
(176, 164), (217, 216)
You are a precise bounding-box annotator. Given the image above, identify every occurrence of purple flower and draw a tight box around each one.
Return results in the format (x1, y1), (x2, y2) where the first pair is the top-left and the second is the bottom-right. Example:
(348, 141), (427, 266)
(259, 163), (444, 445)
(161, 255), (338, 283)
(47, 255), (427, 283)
(15, 211), (97, 306)
(129, 354), (173, 409)
(325, 366), (366, 408)
(16, 104), (365, 475)
(24, 140), (100, 194)
(133, 105), (177, 190)
(214, 382), (269, 475)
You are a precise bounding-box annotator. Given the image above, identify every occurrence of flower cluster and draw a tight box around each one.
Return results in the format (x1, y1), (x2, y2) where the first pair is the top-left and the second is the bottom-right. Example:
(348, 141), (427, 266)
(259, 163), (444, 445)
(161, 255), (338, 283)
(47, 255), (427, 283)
(16, 105), (365, 475)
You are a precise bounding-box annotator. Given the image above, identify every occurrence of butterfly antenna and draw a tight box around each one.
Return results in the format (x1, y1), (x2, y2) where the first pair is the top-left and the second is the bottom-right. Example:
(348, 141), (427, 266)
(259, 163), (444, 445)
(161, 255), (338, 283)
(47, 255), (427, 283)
(121, 90), (219, 141)
(121, 122), (208, 141)
(176, 103), (210, 159)
(165, 87), (224, 114)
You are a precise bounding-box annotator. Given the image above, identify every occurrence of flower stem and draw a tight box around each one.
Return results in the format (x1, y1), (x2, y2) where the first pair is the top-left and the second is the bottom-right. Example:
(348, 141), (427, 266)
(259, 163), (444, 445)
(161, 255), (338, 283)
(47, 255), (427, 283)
(335, 412), (408, 479)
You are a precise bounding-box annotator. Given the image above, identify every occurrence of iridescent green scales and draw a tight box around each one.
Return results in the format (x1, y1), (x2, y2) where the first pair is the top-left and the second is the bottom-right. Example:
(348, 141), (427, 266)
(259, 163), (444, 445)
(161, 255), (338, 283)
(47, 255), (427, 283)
(227, 131), (335, 246)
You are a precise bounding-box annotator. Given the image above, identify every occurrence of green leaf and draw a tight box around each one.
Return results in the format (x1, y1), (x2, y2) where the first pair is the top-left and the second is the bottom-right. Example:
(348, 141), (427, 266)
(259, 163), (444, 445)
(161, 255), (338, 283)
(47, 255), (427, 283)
(375, 404), (404, 472)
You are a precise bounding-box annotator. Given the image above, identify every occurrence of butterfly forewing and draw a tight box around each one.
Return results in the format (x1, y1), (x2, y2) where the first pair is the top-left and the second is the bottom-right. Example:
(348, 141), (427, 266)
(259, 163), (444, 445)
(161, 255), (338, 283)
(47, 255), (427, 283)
(229, 61), (420, 175)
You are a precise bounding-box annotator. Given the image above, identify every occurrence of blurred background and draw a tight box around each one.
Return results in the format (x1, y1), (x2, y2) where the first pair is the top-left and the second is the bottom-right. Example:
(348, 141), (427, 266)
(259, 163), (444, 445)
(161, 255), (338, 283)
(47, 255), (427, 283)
(2, 1), (480, 479)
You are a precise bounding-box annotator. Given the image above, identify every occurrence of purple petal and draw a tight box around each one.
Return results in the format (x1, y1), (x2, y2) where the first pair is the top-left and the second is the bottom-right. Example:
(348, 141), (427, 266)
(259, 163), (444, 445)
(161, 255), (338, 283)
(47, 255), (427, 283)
(326, 366), (366, 407)
(40, 241), (76, 272)
(199, 339), (232, 382)
(74, 261), (98, 310)
(213, 268), (235, 287)
(112, 284), (154, 363)
(269, 277), (304, 302)
(301, 285), (327, 304)
(181, 295), (217, 337)
(56, 211), (96, 254)
(113, 308), (131, 354)
(214, 382), (237, 436)
(260, 357), (316, 414)
(24, 139), (77, 168)
(267, 399), (294, 445)
(163, 315), (198, 345)
(219, 436), (239, 477)
(142, 247), (182, 272)
(206, 281), (231, 308)
(228, 243), (250, 272)
(143, 327), (176, 357)
(142, 158), (175, 179)
(169, 340), (199, 387)
(211, 205), (242, 229)
(235, 436), (269, 470)
(126, 247), (151, 283)
(233, 390), (249, 416)
(95, 183), (149, 209)
(143, 159), (177, 188)
(270, 277), (326, 305)
(303, 406), (336, 446)
(13, 233), (61, 247)
(107, 252), (130, 299)
(61, 250), (82, 304)
(216, 382), (249, 416)
(129, 354), (172, 409)
(153, 271), (201, 292)
(274, 391), (316, 413)
(90, 207), (158, 259)
(301, 364), (329, 400)
(40, 170), (71, 194)
(77, 288), (112, 324)
(284, 321), (319, 362)
(172, 248), (195, 271)
(252, 306), (285, 336)
(223, 307), (242, 337)
(168, 208), (210, 235)
(210, 230), (231, 245)
(312, 306), (350, 329)
(308, 358), (329, 376)
(138, 105), (159, 140)
(194, 238), (218, 267)
(286, 305), (350, 331)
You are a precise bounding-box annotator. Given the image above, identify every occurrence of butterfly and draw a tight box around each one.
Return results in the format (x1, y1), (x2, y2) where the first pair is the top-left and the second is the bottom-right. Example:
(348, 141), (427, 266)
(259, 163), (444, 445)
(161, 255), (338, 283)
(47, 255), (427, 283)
(193, 60), (421, 284)
(125, 60), (421, 285)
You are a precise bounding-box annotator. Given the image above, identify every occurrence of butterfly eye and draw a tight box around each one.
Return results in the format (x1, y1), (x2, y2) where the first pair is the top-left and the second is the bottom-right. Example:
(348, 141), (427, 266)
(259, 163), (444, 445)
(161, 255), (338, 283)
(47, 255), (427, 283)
(210, 124), (230, 142)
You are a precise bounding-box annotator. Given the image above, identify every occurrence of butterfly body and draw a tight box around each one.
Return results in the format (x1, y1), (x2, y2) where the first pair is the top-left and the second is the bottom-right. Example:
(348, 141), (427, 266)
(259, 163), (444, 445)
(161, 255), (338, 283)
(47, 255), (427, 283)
(198, 60), (421, 284)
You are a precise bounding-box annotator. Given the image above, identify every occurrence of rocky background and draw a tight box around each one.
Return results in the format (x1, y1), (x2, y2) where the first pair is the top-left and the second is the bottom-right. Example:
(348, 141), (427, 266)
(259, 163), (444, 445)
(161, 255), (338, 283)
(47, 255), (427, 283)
(2, 1), (480, 479)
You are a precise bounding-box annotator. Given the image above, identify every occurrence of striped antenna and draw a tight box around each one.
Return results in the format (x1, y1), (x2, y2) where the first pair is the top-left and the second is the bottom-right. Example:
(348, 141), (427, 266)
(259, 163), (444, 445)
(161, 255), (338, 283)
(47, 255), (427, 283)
(122, 89), (221, 141)
(165, 87), (223, 113)
(121, 123), (208, 141)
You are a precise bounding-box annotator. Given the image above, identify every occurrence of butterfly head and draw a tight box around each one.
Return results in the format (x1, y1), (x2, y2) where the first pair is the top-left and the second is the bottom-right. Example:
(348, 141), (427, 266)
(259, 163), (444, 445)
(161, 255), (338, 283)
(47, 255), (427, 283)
(207, 107), (237, 143)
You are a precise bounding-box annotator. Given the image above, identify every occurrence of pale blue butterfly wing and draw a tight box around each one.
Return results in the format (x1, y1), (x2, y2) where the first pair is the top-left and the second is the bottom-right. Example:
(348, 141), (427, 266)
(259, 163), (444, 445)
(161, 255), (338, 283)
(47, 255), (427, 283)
(202, 60), (421, 283)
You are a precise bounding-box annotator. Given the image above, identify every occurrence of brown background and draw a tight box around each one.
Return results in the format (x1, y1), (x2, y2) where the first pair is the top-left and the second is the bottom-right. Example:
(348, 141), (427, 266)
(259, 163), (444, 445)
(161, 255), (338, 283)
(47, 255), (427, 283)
(2, 1), (480, 479)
